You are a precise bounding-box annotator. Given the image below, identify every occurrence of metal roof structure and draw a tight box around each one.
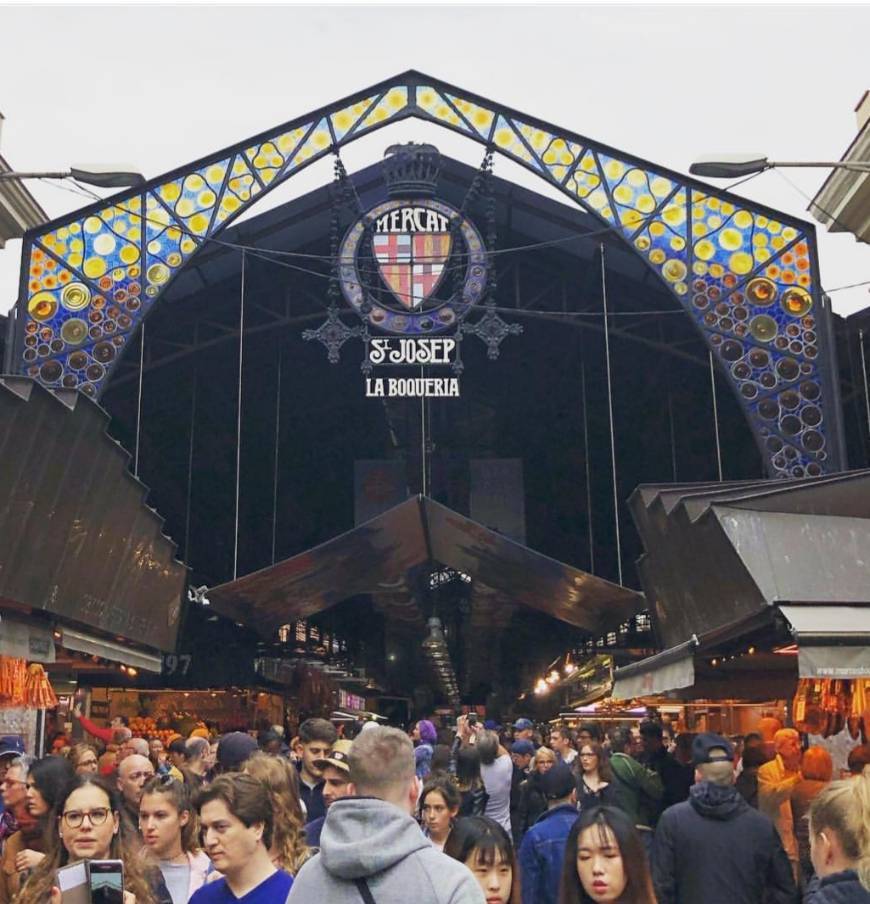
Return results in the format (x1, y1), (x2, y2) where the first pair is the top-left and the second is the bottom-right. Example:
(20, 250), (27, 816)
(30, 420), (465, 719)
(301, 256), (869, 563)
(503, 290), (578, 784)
(613, 470), (870, 697)
(207, 495), (643, 641)
(8, 71), (846, 479)
(0, 375), (187, 662)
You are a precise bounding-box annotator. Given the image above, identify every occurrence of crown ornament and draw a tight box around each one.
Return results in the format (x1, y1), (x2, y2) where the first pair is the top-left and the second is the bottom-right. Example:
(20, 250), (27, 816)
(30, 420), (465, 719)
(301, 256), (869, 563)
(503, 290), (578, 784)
(382, 143), (441, 198)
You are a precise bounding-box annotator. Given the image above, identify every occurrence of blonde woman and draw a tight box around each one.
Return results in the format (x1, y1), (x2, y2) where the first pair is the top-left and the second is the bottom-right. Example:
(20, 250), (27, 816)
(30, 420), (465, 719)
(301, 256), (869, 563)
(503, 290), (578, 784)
(244, 752), (310, 875)
(68, 743), (99, 775)
(806, 771), (870, 902)
(515, 747), (556, 844)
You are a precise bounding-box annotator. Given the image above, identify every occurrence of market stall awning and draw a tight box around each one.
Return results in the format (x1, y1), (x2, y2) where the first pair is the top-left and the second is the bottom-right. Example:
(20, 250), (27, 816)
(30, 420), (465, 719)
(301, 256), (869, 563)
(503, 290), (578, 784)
(207, 496), (643, 638)
(612, 640), (696, 700)
(630, 470), (870, 650)
(779, 605), (870, 678)
(0, 377), (187, 654)
(623, 471), (870, 693)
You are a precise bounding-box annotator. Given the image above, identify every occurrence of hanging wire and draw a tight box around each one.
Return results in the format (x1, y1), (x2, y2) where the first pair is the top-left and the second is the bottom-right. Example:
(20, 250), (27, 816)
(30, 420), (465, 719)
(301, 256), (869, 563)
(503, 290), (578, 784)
(709, 350), (724, 481)
(420, 363), (428, 497)
(580, 359), (595, 574)
(134, 320), (145, 477)
(271, 347), (282, 565)
(600, 244), (623, 586)
(184, 370), (198, 559)
(860, 329), (870, 444)
(233, 249), (246, 581)
(667, 391), (678, 483)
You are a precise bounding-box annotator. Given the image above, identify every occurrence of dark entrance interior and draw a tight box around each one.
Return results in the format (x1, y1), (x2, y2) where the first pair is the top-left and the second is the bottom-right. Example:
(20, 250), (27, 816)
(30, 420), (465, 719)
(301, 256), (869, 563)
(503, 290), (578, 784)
(97, 155), (763, 712)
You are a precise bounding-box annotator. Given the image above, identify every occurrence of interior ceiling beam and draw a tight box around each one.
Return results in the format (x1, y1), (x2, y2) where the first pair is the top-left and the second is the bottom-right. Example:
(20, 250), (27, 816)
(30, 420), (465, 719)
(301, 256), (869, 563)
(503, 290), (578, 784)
(509, 309), (708, 368)
(104, 311), (323, 392)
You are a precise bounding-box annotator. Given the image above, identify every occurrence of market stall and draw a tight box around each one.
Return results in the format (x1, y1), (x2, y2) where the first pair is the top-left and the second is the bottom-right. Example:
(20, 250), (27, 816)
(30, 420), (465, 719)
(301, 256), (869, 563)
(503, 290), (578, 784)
(80, 687), (287, 741)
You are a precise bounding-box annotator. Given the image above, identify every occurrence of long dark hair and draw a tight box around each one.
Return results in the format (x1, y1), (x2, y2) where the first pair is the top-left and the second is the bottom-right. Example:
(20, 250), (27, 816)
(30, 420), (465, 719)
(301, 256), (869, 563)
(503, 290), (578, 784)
(456, 744), (483, 792)
(417, 775), (461, 822)
(28, 756), (75, 816)
(575, 740), (613, 783)
(17, 774), (156, 904)
(444, 816), (521, 904)
(558, 806), (656, 904)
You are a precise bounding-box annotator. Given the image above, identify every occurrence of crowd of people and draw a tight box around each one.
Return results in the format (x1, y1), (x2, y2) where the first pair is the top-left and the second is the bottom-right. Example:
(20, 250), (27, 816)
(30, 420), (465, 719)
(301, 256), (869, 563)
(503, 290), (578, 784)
(0, 709), (868, 903)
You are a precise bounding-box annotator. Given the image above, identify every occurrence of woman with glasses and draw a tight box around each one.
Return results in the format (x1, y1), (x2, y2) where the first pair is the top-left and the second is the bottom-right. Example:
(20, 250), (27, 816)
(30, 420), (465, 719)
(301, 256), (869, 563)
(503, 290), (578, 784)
(17, 773), (155, 904)
(140, 775), (212, 904)
(69, 744), (99, 775)
(514, 746), (556, 844)
(575, 742), (619, 812)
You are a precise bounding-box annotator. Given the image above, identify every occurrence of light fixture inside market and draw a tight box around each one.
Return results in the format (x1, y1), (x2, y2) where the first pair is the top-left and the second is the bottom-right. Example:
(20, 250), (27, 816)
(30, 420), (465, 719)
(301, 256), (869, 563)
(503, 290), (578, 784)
(421, 616), (460, 706)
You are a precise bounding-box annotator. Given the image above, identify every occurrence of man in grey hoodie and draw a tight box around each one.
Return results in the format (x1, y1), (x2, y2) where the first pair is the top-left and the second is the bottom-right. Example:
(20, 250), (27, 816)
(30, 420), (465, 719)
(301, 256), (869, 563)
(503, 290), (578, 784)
(288, 726), (485, 904)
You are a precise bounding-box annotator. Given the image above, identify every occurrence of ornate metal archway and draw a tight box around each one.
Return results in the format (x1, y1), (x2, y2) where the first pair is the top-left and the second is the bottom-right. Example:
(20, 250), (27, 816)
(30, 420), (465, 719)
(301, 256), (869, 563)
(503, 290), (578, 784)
(10, 71), (845, 478)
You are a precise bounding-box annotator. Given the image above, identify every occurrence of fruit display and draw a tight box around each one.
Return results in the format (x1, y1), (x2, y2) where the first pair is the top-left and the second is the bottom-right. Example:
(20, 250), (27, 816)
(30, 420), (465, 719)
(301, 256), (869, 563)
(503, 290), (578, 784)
(129, 712), (207, 741)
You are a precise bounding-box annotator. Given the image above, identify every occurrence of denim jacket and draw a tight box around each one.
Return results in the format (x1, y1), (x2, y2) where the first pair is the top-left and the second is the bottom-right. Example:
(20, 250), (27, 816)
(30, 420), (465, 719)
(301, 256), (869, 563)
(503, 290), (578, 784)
(517, 804), (579, 904)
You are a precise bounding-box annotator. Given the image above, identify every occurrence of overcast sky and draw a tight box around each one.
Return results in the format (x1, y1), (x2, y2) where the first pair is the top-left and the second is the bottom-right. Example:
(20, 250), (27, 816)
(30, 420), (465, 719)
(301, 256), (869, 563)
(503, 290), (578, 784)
(1, 4), (868, 318)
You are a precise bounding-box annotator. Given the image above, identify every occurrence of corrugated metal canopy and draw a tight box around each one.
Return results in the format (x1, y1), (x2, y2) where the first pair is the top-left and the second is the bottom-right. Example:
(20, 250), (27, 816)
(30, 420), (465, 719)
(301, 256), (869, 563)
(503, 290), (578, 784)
(0, 376), (186, 653)
(630, 470), (870, 650)
(207, 495), (643, 638)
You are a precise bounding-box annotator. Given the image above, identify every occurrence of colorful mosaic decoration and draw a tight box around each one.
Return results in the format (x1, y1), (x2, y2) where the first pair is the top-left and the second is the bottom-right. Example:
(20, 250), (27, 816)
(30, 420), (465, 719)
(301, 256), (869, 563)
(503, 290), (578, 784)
(14, 73), (838, 477)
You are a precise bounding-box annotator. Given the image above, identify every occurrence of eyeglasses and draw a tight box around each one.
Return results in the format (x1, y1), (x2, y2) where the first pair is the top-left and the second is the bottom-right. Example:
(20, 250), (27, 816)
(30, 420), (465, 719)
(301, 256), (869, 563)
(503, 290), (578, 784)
(62, 808), (111, 828)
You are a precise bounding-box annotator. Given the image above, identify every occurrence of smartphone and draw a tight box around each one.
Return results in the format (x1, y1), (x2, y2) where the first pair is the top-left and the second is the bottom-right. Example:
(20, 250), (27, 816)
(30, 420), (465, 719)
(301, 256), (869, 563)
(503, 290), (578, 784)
(467, 713), (478, 726)
(87, 860), (124, 904)
(57, 861), (88, 904)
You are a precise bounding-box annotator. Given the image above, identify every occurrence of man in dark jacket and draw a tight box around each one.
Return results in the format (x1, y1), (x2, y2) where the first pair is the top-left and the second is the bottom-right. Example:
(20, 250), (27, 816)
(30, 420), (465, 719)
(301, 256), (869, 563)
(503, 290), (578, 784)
(639, 720), (691, 814)
(652, 732), (797, 904)
(509, 739), (534, 846)
(518, 762), (579, 904)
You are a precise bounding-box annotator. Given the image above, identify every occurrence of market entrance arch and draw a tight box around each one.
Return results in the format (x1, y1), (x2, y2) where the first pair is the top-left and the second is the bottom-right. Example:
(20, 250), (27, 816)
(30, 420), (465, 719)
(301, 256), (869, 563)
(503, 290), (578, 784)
(11, 71), (844, 478)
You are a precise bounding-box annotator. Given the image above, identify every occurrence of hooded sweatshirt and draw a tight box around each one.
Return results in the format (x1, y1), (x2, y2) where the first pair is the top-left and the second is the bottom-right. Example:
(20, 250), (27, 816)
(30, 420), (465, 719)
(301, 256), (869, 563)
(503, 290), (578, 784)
(652, 781), (797, 904)
(287, 797), (485, 904)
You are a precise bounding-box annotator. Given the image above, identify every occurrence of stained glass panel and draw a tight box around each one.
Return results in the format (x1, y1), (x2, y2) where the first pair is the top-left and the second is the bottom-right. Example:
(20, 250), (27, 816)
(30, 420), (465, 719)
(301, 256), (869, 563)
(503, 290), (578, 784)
(12, 73), (837, 476)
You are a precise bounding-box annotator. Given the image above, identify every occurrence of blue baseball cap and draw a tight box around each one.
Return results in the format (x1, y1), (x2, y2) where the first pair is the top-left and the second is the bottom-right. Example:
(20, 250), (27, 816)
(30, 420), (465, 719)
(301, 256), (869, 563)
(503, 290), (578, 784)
(511, 739), (536, 756)
(513, 718), (534, 731)
(0, 736), (25, 758)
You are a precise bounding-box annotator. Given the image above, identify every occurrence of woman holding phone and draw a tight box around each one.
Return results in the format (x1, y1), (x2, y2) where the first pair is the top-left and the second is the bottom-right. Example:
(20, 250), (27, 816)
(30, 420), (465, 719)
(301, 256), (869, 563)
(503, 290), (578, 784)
(17, 774), (155, 904)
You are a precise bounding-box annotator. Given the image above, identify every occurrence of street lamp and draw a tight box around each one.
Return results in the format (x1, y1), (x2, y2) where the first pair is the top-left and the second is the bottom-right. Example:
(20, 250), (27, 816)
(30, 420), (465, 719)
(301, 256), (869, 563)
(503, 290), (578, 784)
(0, 164), (145, 188)
(690, 154), (870, 179)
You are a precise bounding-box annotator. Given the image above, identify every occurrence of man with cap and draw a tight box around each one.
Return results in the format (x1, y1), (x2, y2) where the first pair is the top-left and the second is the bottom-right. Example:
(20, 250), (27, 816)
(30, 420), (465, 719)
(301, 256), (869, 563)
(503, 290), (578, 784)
(216, 731), (259, 773)
(303, 740), (352, 848)
(509, 739), (535, 847)
(517, 761), (579, 904)
(513, 718), (535, 744)
(652, 732), (796, 904)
